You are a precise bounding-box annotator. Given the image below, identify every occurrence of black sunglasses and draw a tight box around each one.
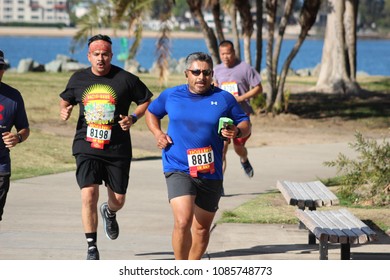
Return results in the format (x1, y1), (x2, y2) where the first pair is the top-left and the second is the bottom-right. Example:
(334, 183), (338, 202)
(187, 69), (212, 76)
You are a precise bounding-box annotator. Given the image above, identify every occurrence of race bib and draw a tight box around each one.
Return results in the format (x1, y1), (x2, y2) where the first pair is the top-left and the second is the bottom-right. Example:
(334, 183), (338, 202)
(221, 81), (239, 96)
(86, 124), (112, 149)
(187, 146), (215, 177)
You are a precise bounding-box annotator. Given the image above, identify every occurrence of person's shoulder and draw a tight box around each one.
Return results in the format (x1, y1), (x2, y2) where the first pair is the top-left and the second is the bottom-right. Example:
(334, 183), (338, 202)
(164, 84), (187, 94)
(0, 82), (24, 99)
(0, 82), (21, 94)
(214, 63), (224, 72)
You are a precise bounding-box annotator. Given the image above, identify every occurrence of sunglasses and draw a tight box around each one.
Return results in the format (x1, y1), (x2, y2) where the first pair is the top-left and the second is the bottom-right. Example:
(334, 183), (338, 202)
(187, 69), (212, 76)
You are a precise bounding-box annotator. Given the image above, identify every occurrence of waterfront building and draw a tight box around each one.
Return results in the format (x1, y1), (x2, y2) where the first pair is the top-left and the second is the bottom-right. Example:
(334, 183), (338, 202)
(0, 0), (70, 26)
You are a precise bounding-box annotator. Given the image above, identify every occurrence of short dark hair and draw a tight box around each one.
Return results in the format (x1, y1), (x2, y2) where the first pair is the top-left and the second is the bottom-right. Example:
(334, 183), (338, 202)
(88, 34), (112, 46)
(218, 40), (234, 49)
(185, 52), (213, 69)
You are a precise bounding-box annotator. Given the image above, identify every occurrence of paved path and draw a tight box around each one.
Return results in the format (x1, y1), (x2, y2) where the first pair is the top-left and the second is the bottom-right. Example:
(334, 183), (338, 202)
(0, 142), (389, 260)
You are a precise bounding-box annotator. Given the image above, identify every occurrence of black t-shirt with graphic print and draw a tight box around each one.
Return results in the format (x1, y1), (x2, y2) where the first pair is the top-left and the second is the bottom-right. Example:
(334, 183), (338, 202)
(59, 65), (153, 158)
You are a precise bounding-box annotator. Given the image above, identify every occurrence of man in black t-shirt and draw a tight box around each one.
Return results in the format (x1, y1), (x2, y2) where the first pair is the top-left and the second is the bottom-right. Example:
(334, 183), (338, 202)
(0, 49), (30, 222)
(59, 34), (153, 260)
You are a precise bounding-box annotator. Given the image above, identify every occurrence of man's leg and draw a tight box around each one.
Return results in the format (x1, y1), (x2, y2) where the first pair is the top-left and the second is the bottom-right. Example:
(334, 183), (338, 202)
(81, 184), (100, 260)
(0, 174), (11, 221)
(189, 205), (216, 260)
(81, 184), (100, 233)
(234, 143), (253, 178)
(100, 186), (125, 240)
(170, 195), (196, 260)
(222, 140), (230, 174)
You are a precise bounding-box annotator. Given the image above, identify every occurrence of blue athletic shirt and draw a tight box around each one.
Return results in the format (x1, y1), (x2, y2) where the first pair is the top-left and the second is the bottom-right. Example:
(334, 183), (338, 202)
(148, 84), (249, 180)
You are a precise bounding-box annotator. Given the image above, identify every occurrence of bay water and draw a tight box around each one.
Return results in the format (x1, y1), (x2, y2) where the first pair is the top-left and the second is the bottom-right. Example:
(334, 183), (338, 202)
(0, 36), (389, 76)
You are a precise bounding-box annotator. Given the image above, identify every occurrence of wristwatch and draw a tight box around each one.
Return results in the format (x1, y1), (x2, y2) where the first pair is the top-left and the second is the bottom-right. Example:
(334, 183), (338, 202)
(130, 114), (138, 124)
(17, 133), (23, 143)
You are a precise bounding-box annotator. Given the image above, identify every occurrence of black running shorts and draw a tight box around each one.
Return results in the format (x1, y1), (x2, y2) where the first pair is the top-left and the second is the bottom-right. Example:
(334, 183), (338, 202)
(164, 172), (223, 212)
(75, 154), (131, 195)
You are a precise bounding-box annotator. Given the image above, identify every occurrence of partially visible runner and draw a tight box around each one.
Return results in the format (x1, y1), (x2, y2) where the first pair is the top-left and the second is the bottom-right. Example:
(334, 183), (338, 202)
(59, 34), (153, 260)
(0, 50), (30, 222)
(145, 52), (250, 259)
(214, 40), (262, 190)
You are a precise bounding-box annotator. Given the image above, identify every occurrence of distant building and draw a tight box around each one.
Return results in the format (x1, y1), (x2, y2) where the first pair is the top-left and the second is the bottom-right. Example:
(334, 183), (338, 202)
(0, 0), (70, 26)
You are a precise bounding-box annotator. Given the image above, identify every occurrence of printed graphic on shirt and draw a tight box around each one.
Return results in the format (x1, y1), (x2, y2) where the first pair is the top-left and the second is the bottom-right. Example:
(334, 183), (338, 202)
(82, 84), (117, 149)
(220, 81), (239, 96)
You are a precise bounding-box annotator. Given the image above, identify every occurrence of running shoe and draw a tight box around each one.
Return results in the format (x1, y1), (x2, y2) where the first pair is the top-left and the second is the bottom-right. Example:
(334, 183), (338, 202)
(100, 202), (119, 240)
(86, 246), (100, 260)
(241, 159), (254, 178)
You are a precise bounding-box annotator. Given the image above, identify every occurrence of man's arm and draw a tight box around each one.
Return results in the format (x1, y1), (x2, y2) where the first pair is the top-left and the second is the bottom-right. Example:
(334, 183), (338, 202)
(60, 99), (73, 121)
(237, 83), (263, 103)
(145, 109), (172, 149)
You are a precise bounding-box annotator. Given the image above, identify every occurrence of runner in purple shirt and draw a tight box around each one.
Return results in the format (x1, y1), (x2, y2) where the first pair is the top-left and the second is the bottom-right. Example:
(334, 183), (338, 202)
(214, 40), (263, 193)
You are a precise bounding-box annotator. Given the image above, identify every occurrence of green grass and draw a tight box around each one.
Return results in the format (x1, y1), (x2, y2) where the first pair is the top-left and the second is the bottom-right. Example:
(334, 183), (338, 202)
(218, 186), (390, 233)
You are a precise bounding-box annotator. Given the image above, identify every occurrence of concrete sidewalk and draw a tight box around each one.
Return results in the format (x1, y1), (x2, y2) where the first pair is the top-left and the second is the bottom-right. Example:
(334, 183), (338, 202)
(0, 142), (389, 260)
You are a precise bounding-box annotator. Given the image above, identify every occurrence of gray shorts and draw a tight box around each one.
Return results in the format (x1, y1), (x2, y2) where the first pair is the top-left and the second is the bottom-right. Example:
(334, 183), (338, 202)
(164, 172), (223, 212)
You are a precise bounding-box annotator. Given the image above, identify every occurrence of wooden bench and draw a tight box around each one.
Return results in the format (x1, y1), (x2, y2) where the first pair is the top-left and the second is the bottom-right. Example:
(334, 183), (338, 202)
(296, 208), (377, 260)
(277, 180), (340, 244)
(276, 180), (339, 211)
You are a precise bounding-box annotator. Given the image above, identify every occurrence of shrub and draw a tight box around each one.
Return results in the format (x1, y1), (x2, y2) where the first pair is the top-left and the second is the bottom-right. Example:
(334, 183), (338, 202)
(324, 132), (390, 207)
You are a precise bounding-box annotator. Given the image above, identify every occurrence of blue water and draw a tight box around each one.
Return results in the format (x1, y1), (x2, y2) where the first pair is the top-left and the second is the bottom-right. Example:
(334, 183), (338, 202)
(0, 36), (389, 76)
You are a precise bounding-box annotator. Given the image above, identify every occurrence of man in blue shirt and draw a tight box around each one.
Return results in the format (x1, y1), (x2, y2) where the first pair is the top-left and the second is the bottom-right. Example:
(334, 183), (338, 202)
(145, 52), (250, 260)
(0, 50), (30, 222)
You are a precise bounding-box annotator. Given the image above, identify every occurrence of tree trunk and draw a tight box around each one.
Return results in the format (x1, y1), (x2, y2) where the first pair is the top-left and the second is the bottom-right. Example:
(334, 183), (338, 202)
(227, 5), (241, 59)
(274, 0), (321, 112)
(255, 0), (263, 73)
(344, 0), (358, 81)
(235, 0), (254, 65)
(265, 0), (277, 112)
(272, 0), (295, 92)
(187, 0), (220, 64)
(211, 1), (225, 42)
(315, 0), (360, 94)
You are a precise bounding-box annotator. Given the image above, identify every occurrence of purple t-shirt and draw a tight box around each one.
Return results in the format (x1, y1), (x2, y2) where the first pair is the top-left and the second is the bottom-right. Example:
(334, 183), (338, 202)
(214, 60), (261, 114)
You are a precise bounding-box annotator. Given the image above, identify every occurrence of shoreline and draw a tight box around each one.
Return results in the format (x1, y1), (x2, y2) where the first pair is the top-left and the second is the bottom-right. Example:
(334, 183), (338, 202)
(1, 26), (389, 40)
(0, 27), (206, 39)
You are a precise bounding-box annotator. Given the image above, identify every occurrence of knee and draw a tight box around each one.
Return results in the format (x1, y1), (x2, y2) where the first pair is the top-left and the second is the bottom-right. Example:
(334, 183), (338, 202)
(81, 186), (99, 206)
(174, 217), (192, 232)
(109, 194), (126, 210)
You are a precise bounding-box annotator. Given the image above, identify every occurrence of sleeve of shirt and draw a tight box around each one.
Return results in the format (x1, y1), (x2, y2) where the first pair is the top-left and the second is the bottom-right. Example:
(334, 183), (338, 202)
(248, 67), (262, 88)
(14, 93), (29, 130)
(132, 77), (153, 105)
(148, 90), (168, 119)
(59, 74), (78, 105)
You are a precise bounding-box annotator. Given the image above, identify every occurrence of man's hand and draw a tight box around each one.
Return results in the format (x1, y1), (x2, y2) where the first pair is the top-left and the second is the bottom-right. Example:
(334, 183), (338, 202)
(2, 132), (19, 149)
(60, 105), (73, 121)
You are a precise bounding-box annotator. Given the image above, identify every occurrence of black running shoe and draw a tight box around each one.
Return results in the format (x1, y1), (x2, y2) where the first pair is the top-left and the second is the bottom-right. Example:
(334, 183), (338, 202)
(100, 202), (119, 240)
(87, 246), (100, 260)
(241, 159), (254, 178)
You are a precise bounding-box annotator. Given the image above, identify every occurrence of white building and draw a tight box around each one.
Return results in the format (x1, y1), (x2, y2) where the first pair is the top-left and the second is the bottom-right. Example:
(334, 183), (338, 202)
(0, 0), (70, 26)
